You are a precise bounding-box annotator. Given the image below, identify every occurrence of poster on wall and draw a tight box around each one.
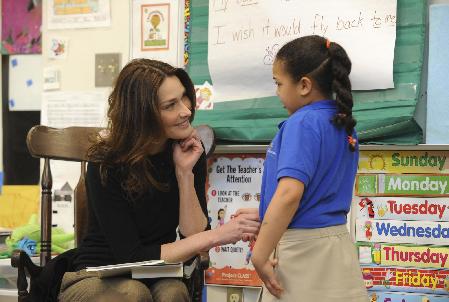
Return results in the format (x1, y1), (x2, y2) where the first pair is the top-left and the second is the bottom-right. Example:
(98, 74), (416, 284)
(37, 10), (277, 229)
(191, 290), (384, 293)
(41, 90), (108, 128)
(1, 0), (42, 54)
(41, 90), (109, 233)
(130, 0), (185, 67)
(8, 55), (43, 111)
(47, 0), (111, 29)
(205, 154), (264, 286)
(208, 0), (397, 102)
(361, 266), (449, 295)
(354, 148), (449, 299)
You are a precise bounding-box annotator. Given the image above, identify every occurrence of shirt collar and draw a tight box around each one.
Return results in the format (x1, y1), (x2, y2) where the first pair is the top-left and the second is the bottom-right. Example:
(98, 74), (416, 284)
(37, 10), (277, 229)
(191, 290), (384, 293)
(278, 99), (336, 129)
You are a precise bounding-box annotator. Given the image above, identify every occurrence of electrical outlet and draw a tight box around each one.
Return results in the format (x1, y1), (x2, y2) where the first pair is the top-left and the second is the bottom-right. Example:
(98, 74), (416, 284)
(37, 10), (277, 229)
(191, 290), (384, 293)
(95, 53), (121, 87)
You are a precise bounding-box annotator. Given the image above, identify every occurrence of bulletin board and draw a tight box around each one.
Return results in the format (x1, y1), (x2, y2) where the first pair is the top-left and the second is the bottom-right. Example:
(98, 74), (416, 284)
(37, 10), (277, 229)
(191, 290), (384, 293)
(188, 0), (426, 145)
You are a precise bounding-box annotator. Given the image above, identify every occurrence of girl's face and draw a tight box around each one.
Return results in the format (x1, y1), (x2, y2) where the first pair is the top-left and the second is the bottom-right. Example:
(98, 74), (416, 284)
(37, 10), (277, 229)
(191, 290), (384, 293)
(158, 76), (194, 141)
(218, 210), (225, 219)
(272, 59), (309, 115)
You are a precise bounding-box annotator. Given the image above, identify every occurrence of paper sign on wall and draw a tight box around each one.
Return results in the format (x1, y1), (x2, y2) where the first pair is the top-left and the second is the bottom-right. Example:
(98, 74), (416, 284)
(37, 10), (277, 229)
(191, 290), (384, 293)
(208, 0), (397, 102)
(358, 243), (449, 269)
(361, 266), (449, 295)
(356, 219), (449, 245)
(356, 174), (449, 197)
(355, 196), (449, 221)
(358, 151), (449, 174)
(205, 154), (264, 286)
(47, 0), (111, 29)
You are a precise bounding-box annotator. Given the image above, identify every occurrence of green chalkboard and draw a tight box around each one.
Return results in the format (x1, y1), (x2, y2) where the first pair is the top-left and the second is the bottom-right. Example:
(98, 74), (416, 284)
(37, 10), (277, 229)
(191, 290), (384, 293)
(188, 0), (425, 144)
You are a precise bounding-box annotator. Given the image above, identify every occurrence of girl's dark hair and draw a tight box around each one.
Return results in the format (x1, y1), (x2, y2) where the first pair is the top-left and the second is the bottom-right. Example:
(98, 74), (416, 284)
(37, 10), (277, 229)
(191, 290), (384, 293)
(88, 59), (196, 194)
(275, 35), (357, 151)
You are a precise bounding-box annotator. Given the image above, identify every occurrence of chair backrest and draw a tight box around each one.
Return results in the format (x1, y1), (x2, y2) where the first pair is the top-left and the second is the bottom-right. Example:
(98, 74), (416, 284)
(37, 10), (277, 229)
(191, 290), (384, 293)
(26, 124), (215, 266)
(27, 126), (102, 265)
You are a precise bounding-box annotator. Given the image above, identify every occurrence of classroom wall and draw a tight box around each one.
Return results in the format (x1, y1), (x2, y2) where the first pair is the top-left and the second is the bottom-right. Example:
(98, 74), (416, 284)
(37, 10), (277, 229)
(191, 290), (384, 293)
(5, 0), (446, 179)
(42, 0), (129, 90)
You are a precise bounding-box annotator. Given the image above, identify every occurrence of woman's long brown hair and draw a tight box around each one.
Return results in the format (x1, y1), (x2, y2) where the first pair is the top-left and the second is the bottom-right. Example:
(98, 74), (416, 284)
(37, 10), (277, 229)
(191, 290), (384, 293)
(88, 59), (196, 195)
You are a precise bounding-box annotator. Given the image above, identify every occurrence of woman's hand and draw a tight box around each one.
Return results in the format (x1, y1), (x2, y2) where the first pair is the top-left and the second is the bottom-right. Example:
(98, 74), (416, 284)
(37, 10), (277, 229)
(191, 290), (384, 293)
(215, 213), (260, 246)
(252, 256), (283, 298)
(173, 130), (204, 175)
(234, 208), (260, 241)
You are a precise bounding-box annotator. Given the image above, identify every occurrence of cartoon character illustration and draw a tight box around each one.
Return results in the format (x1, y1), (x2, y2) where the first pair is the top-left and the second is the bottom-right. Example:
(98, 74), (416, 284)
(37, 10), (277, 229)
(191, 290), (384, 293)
(359, 197), (375, 218)
(422, 297), (430, 302)
(364, 221), (372, 240)
(216, 205), (227, 228)
(383, 269), (393, 289)
(377, 205), (389, 218)
(362, 269), (374, 289)
(444, 275), (449, 291)
(372, 243), (381, 264)
(148, 13), (162, 40)
(245, 239), (256, 265)
(369, 292), (377, 302)
(195, 87), (213, 110)
(51, 40), (65, 57)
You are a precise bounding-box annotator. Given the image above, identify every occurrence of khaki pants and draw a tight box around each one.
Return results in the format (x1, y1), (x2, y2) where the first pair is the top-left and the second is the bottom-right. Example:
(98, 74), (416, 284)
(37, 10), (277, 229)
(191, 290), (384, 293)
(58, 270), (189, 302)
(261, 225), (369, 302)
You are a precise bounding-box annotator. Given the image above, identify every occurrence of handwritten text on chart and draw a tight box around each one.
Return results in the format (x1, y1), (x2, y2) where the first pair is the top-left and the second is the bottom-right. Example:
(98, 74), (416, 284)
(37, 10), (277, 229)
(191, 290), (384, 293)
(208, 0), (397, 101)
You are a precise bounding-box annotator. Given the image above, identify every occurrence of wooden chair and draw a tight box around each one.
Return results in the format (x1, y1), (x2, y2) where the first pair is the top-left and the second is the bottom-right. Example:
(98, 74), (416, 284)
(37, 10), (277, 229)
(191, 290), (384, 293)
(11, 124), (215, 302)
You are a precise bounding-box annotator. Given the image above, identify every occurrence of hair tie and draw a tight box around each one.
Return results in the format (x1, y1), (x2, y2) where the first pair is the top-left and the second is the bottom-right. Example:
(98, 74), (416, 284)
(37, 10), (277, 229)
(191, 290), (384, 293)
(347, 135), (357, 148)
(326, 39), (331, 49)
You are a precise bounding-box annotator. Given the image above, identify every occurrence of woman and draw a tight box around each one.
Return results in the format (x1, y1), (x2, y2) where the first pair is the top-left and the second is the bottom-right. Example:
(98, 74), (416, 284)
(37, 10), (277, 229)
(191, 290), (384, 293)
(58, 59), (260, 302)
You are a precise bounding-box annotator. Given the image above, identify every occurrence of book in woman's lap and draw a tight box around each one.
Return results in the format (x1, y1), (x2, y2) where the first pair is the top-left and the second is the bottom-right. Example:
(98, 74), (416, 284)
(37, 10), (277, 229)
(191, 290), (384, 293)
(86, 260), (183, 279)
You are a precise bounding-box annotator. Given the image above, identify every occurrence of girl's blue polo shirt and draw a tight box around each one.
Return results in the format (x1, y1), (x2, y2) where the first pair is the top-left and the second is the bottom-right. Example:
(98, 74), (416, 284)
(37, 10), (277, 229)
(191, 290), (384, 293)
(259, 99), (359, 228)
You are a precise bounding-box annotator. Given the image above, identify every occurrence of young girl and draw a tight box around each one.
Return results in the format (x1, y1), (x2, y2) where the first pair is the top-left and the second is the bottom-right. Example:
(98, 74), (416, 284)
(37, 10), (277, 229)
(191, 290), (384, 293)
(251, 35), (368, 301)
(58, 59), (260, 302)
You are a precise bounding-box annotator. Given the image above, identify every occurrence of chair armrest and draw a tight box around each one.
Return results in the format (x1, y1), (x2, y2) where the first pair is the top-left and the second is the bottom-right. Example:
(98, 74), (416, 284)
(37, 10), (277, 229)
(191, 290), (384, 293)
(183, 252), (210, 302)
(11, 249), (43, 300)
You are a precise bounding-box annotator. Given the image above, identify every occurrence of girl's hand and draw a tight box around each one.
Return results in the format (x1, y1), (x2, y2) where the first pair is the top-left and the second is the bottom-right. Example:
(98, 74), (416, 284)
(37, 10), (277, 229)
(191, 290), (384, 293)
(173, 130), (204, 175)
(252, 257), (283, 298)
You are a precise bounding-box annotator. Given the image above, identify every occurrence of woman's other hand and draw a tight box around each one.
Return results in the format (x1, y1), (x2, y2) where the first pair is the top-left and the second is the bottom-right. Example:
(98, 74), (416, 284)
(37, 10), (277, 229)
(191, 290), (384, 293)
(173, 130), (204, 175)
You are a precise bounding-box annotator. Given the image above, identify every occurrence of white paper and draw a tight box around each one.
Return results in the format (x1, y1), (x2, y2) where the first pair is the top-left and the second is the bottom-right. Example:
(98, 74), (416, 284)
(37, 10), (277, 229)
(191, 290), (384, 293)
(47, 160), (78, 234)
(47, 0), (111, 29)
(41, 90), (108, 233)
(43, 67), (61, 91)
(41, 90), (108, 128)
(8, 55), (42, 111)
(208, 0), (397, 102)
(130, 0), (185, 67)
